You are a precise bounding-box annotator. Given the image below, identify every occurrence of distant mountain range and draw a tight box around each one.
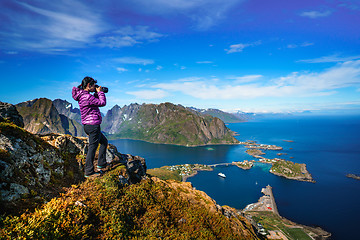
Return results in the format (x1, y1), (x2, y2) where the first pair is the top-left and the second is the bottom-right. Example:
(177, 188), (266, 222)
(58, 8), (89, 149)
(14, 98), (310, 146)
(189, 107), (250, 123)
(13, 99), (239, 146)
(101, 102), (239, 146)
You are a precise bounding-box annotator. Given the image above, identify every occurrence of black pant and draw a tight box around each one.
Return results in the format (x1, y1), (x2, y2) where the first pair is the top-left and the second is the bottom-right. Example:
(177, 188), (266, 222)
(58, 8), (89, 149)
(83, 124), (108, 175)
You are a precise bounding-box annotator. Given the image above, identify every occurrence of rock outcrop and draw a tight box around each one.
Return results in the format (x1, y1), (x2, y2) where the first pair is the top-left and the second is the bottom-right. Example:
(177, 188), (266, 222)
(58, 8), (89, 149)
(0, 119), (147, 215)
(0, 101), (24, 128)
(0, 120), (70, 213)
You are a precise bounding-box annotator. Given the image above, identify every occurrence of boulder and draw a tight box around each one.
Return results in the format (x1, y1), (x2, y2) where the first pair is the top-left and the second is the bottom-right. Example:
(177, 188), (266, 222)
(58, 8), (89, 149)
(0, 101), (24, 128)
(125, 154), (147, 184)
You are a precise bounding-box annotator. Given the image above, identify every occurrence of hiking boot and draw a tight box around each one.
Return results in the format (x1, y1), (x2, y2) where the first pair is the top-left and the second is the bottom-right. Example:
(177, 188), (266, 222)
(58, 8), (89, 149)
(85, 172), (101, 178)
(97, 163), (110, 172)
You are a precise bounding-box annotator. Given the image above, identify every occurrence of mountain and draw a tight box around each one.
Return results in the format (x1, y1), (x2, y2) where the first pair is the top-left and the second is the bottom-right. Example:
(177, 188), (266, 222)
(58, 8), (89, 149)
(189, 107), (247, 123)
(102, 102), (239, 146)
(15, 98), (85, 137)
(0, 112), (260, 239)
(232, 110), (256, 121)
(53, 99), (82, 124)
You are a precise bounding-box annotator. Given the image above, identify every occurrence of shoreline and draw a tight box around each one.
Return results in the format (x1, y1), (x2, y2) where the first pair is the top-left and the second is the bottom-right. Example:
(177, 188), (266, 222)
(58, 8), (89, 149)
(109, 137), (241, 147)
(182, 167), (213, 182)
(243, 185), (331, 239)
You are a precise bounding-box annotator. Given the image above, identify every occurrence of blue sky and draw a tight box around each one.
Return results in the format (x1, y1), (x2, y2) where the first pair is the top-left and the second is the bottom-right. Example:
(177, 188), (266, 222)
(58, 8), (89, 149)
(1, 0), (360, 114)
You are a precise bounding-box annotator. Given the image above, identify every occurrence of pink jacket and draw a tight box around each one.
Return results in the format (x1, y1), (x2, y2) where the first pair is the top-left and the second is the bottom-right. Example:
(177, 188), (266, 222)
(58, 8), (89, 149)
(72, 87), (106, 125)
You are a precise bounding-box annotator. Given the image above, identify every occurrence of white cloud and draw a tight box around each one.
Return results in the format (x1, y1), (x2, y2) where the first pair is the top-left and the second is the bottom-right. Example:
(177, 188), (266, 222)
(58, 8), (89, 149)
(98, 36), (138, 48)
(298, 54), (360, 63)
(0, 1), (106, 53)
(156, 65), (163, 70)
(153, 60), (360, 99)
(114, 57), (154, 65)
(287, 42), (314, 49)
(116, 67), (128, 72)
(228, 75), (263, 84)
(98, 25), (164, 48)
(300, 10), (332, 18)
(226, 41), (261, 54)
(197, 61), (213, 64)
(126, 89), (168, 100)
(130, 0), (246, 30)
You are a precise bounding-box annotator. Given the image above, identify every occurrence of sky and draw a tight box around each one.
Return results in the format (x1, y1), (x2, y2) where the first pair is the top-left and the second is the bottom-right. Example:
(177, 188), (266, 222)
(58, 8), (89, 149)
(1, 0), (360, 114)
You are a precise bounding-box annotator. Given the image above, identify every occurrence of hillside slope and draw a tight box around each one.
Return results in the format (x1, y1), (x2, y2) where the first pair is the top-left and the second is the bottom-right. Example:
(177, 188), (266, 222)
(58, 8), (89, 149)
(102, 102), (239, 146)
(0, 167), (260, 239)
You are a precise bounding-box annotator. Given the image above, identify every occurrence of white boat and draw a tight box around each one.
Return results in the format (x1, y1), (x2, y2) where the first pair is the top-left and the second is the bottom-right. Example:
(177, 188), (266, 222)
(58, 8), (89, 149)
(218, 173), (226, 178)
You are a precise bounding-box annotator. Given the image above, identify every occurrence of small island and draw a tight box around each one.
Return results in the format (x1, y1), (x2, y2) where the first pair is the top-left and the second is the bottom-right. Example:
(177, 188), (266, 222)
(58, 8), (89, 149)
(346, 174), (360, 180)
(233, 160), (254, 170)
(240, 141), (283, 150)
(245, 148), (266, 158)
(270, 160), (315, 183)
(240, 140), (315, 182)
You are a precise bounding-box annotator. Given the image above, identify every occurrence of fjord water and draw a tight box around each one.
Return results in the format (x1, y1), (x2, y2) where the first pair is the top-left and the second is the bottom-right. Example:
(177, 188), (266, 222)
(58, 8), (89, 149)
(111, 115), (360, 239)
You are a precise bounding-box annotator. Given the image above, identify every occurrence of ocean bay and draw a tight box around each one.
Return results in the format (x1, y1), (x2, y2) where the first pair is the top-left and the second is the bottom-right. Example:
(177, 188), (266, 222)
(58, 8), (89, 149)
(111, 115), (360, 240)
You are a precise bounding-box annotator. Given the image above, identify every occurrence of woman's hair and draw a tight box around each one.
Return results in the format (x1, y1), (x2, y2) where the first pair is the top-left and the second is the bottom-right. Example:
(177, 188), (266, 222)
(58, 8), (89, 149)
(79, 76), (97, 89)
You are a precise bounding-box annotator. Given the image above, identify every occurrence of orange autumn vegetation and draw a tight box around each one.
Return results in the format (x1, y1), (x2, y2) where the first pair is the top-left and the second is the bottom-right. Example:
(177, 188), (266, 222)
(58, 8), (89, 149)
(0, 165), (259, 239)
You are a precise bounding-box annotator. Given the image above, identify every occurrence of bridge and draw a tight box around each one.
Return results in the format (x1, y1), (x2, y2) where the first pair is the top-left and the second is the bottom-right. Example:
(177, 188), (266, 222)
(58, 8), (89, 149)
(207, 162), (233, 167)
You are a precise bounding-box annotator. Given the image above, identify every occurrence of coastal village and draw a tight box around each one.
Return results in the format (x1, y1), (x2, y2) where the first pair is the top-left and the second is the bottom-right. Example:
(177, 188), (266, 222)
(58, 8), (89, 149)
(147, 140), (324, 239)
(150, 140), (315, 183)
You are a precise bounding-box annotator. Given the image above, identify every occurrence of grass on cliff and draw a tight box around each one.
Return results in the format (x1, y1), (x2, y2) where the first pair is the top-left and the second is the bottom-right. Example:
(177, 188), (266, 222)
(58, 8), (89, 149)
(0, 165), (258, 240)
(0, 119), (54, 153)
(147, 166), (182, 181)
(271, 160), (303, 177)
(250, 211), (312, 240)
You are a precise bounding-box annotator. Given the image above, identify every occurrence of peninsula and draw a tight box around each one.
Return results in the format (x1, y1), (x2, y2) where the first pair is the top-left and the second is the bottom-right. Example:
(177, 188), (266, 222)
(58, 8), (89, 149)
(243, 185), (331, 239)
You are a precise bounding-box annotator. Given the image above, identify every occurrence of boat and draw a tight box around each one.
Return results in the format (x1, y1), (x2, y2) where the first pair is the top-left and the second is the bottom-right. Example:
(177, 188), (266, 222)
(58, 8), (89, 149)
(218, 173), (226, 178)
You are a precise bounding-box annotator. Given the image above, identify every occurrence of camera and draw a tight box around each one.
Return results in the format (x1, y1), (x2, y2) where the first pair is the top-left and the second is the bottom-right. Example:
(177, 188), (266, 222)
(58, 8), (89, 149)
(95, 85), (108, 93)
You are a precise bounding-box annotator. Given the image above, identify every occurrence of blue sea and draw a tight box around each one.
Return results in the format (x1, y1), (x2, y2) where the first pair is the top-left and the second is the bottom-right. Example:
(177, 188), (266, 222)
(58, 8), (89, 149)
(110, 115), (360, 240)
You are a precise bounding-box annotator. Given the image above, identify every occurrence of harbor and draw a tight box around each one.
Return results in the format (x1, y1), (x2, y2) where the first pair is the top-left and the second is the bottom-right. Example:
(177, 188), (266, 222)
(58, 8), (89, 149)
(243, 185), (279, 216)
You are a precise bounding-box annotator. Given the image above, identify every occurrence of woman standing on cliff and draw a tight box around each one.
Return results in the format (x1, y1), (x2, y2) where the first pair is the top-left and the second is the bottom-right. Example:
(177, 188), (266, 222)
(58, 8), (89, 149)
(72, 76), (108, 178)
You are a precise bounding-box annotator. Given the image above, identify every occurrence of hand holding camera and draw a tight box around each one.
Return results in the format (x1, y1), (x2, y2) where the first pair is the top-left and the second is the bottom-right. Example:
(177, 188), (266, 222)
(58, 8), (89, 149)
(95, 85), (108, 93)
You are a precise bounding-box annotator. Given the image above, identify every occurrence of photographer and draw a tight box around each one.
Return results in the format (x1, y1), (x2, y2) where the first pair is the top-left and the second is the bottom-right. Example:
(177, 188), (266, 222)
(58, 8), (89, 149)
(72, 76), (108, 178)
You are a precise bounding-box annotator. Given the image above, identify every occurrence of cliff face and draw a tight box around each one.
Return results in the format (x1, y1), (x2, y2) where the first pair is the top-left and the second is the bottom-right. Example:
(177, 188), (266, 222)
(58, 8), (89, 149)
(53, 99), (82, 124)
(0, 117), (145, 215)
(0, 119), (82, 213)
(102, 102), (239, 146)
(16, 98), (85, 137)
(101, 103), (141, 134)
